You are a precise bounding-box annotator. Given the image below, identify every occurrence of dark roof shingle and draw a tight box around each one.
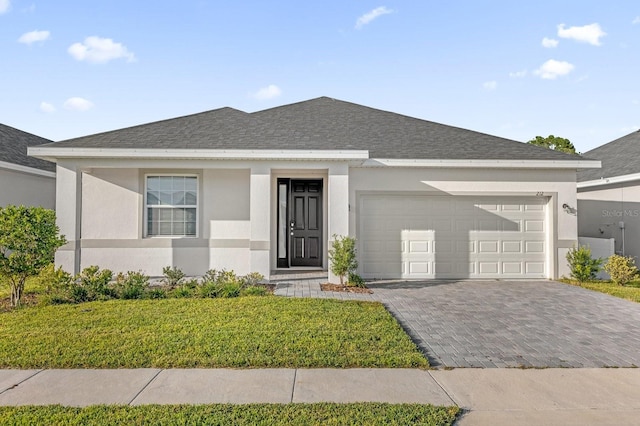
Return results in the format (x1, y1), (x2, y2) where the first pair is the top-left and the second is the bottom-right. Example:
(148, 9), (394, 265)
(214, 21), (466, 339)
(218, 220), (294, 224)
(41, 97), (586, 162)
(578, 130), (640, 182)
(0, 124), (55, 172)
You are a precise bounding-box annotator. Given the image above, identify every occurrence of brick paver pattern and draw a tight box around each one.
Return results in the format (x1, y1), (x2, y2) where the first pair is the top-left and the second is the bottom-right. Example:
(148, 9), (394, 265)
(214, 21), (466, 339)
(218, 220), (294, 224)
(275, 279), (640, 368)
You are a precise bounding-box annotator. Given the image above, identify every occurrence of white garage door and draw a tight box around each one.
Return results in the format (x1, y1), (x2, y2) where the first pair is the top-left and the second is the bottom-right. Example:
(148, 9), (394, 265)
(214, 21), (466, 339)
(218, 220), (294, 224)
(359, 195), (548, 279)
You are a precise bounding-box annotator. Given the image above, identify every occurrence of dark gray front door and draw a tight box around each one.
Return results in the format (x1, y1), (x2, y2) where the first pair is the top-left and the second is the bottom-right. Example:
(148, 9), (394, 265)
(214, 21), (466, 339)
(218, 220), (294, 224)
(290, 179), (322, 267)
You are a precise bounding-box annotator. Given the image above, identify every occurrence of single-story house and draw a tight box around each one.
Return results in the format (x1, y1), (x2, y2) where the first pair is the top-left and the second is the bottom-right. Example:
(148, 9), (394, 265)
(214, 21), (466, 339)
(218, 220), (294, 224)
(29, 97), (599, 281)
(1, 124), (56, 209)
(577, 130), (640, 259)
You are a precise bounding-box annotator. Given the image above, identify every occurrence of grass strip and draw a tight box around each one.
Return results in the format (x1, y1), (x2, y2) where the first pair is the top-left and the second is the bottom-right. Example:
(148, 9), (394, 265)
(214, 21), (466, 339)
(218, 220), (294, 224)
(0, 298), (428, 368)
(0, 404), (459, 426)
(561, 279), (640, 303)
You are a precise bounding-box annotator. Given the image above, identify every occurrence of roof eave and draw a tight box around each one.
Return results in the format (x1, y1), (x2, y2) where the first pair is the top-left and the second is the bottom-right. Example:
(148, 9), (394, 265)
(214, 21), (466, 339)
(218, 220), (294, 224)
(361, 158), (602, 169)
(28, 147), (371, 162)
(578, 171), (640, 189)
(0, 160), (56, 178)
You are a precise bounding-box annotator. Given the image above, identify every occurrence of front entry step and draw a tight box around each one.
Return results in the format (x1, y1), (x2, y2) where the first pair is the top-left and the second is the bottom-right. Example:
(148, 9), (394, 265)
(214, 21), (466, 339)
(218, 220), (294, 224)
(269, 270), (328, 282)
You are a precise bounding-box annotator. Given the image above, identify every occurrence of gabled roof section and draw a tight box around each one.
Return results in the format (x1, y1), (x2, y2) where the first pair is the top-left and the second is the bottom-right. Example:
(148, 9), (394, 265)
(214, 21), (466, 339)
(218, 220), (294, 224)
(35, 97), (591, 163)
(39, 107), (253, 149)
(578, 130), (640, 182)
(0, 124), (55, 172)
(251, 97), (584, 160)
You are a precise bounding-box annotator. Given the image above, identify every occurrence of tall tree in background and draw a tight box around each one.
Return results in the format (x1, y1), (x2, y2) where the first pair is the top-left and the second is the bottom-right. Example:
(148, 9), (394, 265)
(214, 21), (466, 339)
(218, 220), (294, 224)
(527, 135), (577, 154)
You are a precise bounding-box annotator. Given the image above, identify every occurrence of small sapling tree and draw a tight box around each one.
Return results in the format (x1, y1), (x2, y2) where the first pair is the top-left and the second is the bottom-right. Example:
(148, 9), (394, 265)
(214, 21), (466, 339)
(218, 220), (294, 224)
(566, 245), (602, 284)
(0, 205), (66, 307)
(328, 234), (358, 285)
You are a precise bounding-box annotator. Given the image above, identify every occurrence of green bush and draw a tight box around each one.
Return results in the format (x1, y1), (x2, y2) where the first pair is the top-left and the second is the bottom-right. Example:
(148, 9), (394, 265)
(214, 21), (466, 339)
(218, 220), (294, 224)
(162, 266), (185, 288)
(197, 282), (220, 298)
(566, 246), (602, 283)
(603, 254), (638, 286)
(241, 272), (265, 286)
(146, 288), (167, 299)
(74, 266), (115, 301)
(328, 235), (358, 285)
(114, 271), (150, 299)
(241, 285), (268, 296)
(35, 264), (73, 305)
(0, 206), (66, 307)
(347, 272), (366, 288)
(218, 282), (241, 298)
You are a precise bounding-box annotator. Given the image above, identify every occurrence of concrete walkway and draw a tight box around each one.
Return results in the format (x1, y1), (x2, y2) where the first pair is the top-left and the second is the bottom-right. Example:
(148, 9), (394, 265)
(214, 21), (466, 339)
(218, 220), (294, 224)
(2, 368), (640, 425)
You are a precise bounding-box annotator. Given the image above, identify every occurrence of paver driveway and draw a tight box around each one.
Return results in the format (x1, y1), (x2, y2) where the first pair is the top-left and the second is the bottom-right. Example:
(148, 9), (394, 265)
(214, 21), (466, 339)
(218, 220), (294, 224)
(368, 280), (640, 368)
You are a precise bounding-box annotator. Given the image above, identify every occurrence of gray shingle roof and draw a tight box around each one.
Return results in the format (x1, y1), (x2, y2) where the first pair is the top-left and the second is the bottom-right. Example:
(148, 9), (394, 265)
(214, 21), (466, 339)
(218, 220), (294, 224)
(0, 124), (55, 172)
(578, 130), (640, 182)
(40, 97), (585, 161)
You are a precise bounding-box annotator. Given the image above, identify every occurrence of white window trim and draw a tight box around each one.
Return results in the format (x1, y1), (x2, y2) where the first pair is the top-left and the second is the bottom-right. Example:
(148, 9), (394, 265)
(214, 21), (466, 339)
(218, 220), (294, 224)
(144, 173), (200, 238)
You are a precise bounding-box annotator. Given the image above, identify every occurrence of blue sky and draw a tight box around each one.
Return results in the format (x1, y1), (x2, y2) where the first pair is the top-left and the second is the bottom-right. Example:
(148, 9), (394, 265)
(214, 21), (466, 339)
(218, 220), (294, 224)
(1, 1), (639, 152)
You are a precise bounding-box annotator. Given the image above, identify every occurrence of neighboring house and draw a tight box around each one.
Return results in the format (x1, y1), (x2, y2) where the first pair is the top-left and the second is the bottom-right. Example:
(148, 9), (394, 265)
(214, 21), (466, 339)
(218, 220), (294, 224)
(0, 124), (56, 209)
(577, 130), (640, 259)
(29, 97), (599, 280)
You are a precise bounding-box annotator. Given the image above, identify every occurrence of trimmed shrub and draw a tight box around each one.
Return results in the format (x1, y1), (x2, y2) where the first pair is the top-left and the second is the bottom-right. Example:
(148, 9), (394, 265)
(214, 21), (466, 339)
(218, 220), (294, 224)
(566, 246), (602, 283)
(73, 265), (115, 301)
(114, 271), (150, 299)
(36, 264), (73, 305)
(146, 288), (167, 299)
(347, 272), (366, 288)
(241, 285), (268, 296)
(241, 272), (265, 287)
(603, 254), (638, 286)
(162, 266), (185, 288)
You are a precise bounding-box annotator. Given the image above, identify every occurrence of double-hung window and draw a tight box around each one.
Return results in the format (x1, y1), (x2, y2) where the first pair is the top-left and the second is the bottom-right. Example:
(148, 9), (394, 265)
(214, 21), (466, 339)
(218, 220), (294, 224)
(146, 175), (197, 237)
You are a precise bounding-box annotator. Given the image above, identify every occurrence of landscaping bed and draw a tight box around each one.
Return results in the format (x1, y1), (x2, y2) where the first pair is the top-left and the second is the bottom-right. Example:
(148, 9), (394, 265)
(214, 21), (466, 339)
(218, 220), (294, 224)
(0, 404), (459, 426)
(0, 298), (428, 369)
(320, 283), (373, 294)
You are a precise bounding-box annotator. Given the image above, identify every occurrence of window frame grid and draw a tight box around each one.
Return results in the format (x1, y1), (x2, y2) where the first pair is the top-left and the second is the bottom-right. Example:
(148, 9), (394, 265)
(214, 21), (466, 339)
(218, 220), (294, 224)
(144, 174), (199, 238)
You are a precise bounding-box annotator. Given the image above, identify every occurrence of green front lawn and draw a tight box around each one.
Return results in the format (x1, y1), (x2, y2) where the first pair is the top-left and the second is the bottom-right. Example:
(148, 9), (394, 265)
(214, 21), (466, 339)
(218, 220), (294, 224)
(0, 404), (460, 426)
(0, 298), (428, 368)
(561, 279), (640, 303)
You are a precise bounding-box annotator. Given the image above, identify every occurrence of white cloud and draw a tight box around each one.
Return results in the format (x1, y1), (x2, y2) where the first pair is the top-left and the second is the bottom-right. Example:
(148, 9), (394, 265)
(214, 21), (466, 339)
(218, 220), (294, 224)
(63, 97), (94, 111)
(18, 30), (50, 45)
(39, 102), (56, 113)
(509, 70), (527, 78)
(483, 81), (497, 90)
(534, 59), (575, 79)
(557, 23), (606, 46)
(0, 0), (10, 14)
(68, 36), (135, 64)
(633, 16), (640, 25)
(541, 37), (558, 48)
(355, 6), (393, 29)
(251, 84), (282, 100)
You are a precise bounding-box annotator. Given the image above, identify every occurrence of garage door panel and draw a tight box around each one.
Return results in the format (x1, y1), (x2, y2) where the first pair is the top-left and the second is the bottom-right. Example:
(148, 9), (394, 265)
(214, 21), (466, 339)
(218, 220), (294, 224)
(360, 195), (548, 279)
(525, 241), (545, 253)
(502, 262), (522, 274)
(525, 220), (545, 232)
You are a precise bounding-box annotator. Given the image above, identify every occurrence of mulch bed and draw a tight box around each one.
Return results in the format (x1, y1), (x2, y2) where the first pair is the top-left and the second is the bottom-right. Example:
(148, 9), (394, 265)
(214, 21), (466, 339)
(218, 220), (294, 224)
(320, 283), (373, 294)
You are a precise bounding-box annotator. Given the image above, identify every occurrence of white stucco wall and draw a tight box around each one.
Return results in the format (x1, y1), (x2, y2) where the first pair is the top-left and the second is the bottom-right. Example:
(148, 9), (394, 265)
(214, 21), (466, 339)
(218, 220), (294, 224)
(62, 167), (253, 276)
(0, 168), (55, 209)
(349, 167), (579, 279)
(578, 182), (640, 260)
(53, 159), (580, 281)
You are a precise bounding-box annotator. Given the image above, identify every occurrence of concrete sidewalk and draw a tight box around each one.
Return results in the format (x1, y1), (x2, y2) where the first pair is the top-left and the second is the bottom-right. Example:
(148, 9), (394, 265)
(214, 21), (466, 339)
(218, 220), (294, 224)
(2, 368), (640, 425)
